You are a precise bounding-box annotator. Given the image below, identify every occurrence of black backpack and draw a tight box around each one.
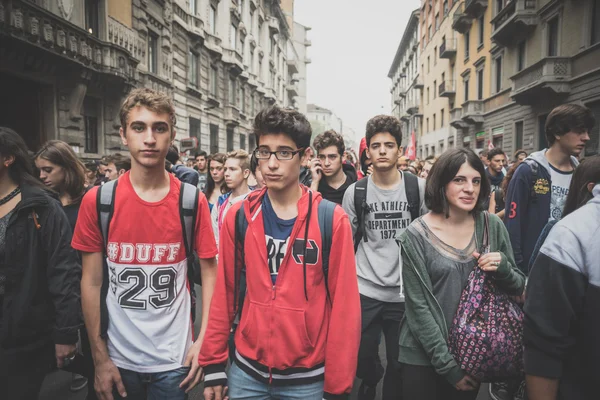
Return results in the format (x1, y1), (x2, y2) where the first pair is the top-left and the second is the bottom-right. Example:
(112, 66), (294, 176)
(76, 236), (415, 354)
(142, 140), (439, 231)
(353, 172), (421, 252)
(232, 199), (337, 322)
(96, 179), (202, 323)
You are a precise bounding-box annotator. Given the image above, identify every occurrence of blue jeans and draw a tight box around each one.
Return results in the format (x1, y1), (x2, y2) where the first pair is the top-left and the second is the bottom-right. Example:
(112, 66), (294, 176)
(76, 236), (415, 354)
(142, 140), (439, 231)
(113, 366), (190, 400)
(228, 361), (324, 400)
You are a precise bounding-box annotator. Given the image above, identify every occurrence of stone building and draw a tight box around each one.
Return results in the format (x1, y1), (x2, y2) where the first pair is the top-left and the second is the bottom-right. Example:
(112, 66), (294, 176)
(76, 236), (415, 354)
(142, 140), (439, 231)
(0, 0), (311, 158)
(388, 9), (421, 149)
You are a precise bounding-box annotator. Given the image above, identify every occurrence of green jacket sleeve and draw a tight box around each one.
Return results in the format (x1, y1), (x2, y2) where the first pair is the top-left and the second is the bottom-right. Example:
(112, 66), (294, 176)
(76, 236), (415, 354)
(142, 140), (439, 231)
(490, 214), (526, 296)
(401, 242), (465, 385)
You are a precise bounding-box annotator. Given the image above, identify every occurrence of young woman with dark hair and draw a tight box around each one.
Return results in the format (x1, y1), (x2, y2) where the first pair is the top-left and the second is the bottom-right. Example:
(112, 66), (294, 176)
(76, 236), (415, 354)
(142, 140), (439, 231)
(488, 159), (523, 219)
(398, 148), (525, 400)
(0, 127), (82, 399)
(204, 153), (227, 208)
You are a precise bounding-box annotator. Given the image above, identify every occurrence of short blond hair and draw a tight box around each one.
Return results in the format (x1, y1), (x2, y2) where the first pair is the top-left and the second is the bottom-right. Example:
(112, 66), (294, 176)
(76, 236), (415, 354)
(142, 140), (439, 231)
(119, 88), (176, 132)
(226, 149), (250, 171)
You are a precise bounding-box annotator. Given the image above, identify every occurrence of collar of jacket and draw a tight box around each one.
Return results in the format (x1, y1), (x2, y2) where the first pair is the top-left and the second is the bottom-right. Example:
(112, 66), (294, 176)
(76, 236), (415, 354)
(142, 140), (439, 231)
(15, 184), (54, 211)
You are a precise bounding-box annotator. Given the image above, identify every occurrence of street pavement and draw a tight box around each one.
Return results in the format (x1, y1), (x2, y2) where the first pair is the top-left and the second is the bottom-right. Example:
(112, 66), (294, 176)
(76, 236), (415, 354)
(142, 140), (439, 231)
(39, 284), (492, 400)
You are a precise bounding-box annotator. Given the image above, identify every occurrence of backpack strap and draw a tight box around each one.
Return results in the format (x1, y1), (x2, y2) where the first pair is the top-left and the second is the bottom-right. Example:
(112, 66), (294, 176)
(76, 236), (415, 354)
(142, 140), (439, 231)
(95, 179), (118, 339)
(317, 199), (337, 304)
(403, 172), (421, 223)
(179, 182), (200, 285)
(97, 180), (118, 247)
(233, 204), (249, 323)
(353, 177), (369, 252)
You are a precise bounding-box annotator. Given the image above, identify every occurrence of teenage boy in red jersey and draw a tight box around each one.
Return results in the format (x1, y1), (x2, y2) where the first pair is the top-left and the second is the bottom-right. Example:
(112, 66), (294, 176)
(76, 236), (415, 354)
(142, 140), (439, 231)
(199, 106), (361, 400)
(73, 88), (218, 400)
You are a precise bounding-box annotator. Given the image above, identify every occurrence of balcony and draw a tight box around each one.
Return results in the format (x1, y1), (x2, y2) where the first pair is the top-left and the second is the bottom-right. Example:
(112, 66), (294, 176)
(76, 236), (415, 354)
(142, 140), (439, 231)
(439, 80), (456, 98)
(510, 57), (572, 105)
(413, 76), (424, 89)
(491, 0), (538, 47)
(222, 48), (244, 74)
(461, 100), (484, 124)
(452, 3), (473, 34)
(305, 39), (312, 47)
(287, 58), (299, 74)
(439, 39), (457, 59)
(450, 108), (469, 129)
(248, 73), (259, 88)
(205, 32), (223, 55)
(394, 98), (402, 105)
(224, 105), (240, 126)
(401, 112), (411, 122)
(286, 82), (299, 97)
(464, 0), (488, 18)
(407, 101), (420, 115)
(267, 17), (280, 35)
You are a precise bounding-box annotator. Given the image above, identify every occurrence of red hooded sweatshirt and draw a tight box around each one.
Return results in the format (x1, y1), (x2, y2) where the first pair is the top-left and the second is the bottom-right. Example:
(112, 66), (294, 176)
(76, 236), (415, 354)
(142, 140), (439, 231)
(199, 186), (361, 399)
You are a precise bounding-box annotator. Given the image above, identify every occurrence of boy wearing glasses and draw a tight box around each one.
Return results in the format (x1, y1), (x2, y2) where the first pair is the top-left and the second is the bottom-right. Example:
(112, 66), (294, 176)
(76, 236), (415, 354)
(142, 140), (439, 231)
(199, 106), (361, 400)
(310, 130), (358, 204)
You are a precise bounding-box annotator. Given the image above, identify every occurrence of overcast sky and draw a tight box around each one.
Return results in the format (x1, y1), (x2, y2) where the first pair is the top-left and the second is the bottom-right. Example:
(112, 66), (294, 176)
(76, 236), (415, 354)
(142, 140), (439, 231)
(294, 0), (422, 146)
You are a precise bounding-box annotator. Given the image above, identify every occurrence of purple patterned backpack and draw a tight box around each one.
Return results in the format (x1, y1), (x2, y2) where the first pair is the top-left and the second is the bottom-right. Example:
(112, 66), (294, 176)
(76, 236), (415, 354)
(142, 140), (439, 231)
(447, 212), (524, 382)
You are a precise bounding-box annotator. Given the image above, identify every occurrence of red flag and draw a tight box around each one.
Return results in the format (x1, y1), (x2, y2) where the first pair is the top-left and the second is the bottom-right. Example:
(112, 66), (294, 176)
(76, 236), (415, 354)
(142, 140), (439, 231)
(488, 140), (495, 150)
(406, 132), (417, 160)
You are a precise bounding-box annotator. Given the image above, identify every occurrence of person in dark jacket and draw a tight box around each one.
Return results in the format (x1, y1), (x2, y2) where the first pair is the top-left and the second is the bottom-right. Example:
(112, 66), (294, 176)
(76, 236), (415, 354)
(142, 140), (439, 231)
(503, 103), (593, 274)
(0, 127), (82, 399)
(166, 145), (200, 186)
(310, 129), (358, 204)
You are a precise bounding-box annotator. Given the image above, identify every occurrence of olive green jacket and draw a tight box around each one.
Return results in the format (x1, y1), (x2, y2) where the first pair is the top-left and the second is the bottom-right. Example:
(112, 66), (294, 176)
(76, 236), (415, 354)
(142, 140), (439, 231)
(398, 212), (525, 385)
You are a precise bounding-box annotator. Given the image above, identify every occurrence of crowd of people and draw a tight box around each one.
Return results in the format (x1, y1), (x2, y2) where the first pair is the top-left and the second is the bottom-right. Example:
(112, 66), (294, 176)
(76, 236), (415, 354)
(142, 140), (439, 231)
(0, 88), (598, 400)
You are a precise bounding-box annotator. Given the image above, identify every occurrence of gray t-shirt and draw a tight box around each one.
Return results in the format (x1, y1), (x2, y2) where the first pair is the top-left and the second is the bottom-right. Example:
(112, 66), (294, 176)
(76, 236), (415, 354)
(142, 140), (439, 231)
(408, 218), (477, 329)
(198, 172), (208, 192)
(548, 164), (573, 222)
(342, 172), (427, 302)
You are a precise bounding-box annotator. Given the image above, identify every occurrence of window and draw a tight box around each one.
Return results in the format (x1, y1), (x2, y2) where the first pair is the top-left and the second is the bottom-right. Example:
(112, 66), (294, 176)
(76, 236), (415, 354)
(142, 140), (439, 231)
(517, 41), (526, 72)
(515, 121), (524, 150)
(435, 13), (440, 30)
(230, 24), (237, 49)
(478, 16), (484, 48)
(495, 0), (505, 15)
(240, 87), (245, 112)
(240, 34), (245, 56)
(209, 4), (217, 35)
(190, 0), (197, 15)
(240, 133), (246, 150)
(251, 94), (255, 116)
(229, 77), (236, 105)
(464, 78), (470, 102)
(434, 80), (437, 98)
(83, 97), (98, 154)
(428, 25), (432, 40)
(249, 133), (256, 151)
(210, 124), (219, 154)
(433, 114), (436, 131)
(270, 36), (276, 56)
(258, 56), (263, 80)
(426, 117), (430, 132)
(210, 65), (218, 97)
(239, 0), (244, 17)
(434, 46), (437, 65)
(547, 17), (559, 56)
(85, 0), (99, 37)
(148, 31), (158, 74)
(477, 68), (484, 100)
(427, 87), (430, 104)
(427, 56), (430, 73)
(494, 56), (503, 93)
(226, 126), (234, 151)
(593, 0), (600, 44)
(443, 0), (449, 16)
(189, 117), (201, 147)
(464, 31), (470, 60)
(250, 47), (255, 73)
(441, 109), (445, 127)
(188, 51), (199, 88)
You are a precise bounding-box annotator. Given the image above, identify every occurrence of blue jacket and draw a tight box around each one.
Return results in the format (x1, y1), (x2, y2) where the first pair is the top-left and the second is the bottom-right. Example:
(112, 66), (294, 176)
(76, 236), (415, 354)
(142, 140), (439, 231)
(503, 150), (578, 275)
(171, 164), (200, 186)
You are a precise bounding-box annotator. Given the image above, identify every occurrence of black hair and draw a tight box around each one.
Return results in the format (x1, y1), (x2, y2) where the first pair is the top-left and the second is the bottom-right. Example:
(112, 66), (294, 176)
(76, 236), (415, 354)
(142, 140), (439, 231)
(250, 151), (259, 175)
(365, 115), (402, 147)
(545, 103), (595, 146)
(253, 106), (312, 152)
(562, 155), (600, 218)
(425, 148), (490, 217)
(313, 130), (346, 156)
(514, 149), (527, 161)
(167, 146), (179, 165)
(195, 150), (208, 159)
(0, 127), (47, 190)
(487, 147), (505, 161)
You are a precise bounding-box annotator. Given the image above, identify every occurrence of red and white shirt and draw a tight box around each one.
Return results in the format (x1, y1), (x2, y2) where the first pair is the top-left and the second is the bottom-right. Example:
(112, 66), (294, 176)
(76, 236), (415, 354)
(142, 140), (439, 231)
(73, 172), (217, 373)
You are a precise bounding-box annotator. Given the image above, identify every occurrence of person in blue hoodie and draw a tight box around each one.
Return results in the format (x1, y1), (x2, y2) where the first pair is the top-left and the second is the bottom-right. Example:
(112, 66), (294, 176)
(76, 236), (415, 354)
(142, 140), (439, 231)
(503, 103), (594, 275)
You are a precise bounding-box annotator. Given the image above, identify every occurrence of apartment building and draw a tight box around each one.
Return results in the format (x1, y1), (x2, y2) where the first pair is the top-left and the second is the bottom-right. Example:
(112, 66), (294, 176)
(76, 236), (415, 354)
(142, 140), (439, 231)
(307, 103), (343, 138)
(451, 0), (600, 157)
(0, 0), (309, 157)
(388, 9), (421, 149)
(418, 0), (460, 159)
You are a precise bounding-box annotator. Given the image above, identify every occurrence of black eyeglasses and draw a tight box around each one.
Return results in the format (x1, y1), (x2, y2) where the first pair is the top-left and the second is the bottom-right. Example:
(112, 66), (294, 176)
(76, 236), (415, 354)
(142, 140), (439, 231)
(254, 147), (304, 161)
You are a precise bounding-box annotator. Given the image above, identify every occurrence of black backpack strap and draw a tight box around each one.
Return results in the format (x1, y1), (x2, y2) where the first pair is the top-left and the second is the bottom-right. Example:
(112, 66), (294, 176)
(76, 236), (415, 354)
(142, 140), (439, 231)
(317, 199), (336, 304)
(233, 204), (249, 323)
(179, 183), (201, 288)
(95, 179), (118, 339)
(353, 177), (369, 252)
(403, 172), (421, 222)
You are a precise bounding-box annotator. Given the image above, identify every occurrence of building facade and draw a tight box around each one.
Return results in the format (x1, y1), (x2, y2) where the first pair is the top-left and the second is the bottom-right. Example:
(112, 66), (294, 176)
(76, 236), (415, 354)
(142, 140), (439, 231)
(451, 0), (600, 158)
(388, 9), (421, 149)
(0, 0), (310, 158)
(307, 103), (343, 142)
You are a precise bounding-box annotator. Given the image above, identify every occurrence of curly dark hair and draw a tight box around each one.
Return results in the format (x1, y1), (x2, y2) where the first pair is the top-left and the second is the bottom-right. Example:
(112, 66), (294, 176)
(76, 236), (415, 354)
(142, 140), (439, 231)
(487, 147), (505, 161)
(545, 103), (595, 146)
(365, 115), (402, 147)
(253, 106), (312, 151)
(313, 130), (345, 156)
